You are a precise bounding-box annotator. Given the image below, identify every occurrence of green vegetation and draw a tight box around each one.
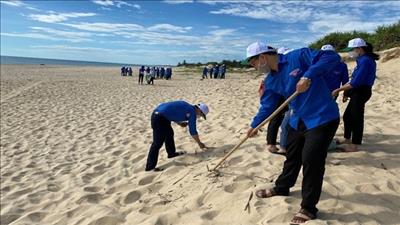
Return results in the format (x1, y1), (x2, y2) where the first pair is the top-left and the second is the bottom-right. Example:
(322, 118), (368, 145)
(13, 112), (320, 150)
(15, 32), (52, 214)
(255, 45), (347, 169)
(309, 21), (400, 51)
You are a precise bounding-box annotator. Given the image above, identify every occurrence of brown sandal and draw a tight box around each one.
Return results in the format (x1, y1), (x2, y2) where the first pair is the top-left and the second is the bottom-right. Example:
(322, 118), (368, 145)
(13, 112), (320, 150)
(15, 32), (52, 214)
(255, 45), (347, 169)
(290, 209), (316, 225)
(255, 188), (278, 198)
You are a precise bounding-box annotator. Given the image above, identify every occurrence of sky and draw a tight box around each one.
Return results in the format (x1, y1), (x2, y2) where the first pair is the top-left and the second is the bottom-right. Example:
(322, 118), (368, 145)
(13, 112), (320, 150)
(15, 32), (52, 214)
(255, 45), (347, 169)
(1, 0), (399, 65)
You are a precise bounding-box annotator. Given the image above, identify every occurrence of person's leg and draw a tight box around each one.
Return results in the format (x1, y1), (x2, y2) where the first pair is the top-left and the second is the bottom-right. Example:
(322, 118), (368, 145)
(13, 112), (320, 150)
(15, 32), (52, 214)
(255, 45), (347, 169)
(266, 99), (286, 145)
(145, 114), (167, 171)
(300, 119), (339, 215)
(343, 99), (353, 141)
(351, 88), (372, 145)
(273, 121), (305, 195)
(279, 111), (290, 150)
(164, 123), (177, 157)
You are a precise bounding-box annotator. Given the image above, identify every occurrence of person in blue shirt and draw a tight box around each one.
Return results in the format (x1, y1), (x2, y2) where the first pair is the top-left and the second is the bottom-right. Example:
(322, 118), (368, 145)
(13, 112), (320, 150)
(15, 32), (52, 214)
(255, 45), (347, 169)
(320, 45), (349, 99)
(138, 66), (145, 84)
(160, 67), (165, 79)
(202, 66), (208, 79)
(128, 67), (133, 76)
(243, 41), (341, 224)
(261, 48), (291, 155)
(209, 66), (214, 79)
(213, 65), (219, 79)
(145, 101), (209, 171)
(220, 64), (226, 79)
(332, 38), (379, 152)
(121, 66), (126, 76)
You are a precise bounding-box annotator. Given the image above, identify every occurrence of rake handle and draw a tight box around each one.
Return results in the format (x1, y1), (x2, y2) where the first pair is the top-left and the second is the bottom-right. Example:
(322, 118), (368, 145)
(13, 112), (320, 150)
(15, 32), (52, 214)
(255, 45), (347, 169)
(210, 91), (299, 171)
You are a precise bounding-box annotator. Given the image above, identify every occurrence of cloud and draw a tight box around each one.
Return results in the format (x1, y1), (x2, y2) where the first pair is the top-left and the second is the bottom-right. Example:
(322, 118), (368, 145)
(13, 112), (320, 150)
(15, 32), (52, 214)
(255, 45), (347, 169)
(163, 0), (194, 4)
(92, 0), (114, 6)
(61, 22), (144, 32)
(0, 0), (25, 7)
(147, 24), (192, 33)
(92, 0), (141, 10)
(28, 12), (97, 23)
(1, 0), (41, 11)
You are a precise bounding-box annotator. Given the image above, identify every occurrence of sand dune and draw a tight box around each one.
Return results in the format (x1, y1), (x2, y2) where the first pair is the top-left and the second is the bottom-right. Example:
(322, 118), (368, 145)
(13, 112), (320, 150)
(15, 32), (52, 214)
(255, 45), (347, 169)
(1, 50), (399, 225)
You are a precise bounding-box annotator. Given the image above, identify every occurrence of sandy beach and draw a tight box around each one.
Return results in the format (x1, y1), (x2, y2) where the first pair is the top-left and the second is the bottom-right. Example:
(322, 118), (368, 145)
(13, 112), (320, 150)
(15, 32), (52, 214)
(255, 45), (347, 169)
(1, 49), (399, 225)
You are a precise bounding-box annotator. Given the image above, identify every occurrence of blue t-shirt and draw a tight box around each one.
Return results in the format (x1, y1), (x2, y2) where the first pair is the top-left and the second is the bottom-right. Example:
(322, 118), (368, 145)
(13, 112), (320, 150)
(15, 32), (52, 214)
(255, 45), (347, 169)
(155, 101), (198, 135)
(251, 48), (341, 130)
(350, 55), (376, 88)
(323, 62), (349, 91)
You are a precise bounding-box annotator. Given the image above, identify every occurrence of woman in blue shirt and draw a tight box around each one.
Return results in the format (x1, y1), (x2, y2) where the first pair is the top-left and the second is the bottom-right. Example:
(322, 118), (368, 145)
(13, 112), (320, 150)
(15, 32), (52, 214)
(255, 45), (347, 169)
(332, 38), (379, 152)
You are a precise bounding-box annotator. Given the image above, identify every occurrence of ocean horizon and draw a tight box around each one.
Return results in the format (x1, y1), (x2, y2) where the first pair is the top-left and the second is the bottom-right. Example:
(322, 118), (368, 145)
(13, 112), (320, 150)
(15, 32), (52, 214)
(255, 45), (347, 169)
(0, 55), (141, 67)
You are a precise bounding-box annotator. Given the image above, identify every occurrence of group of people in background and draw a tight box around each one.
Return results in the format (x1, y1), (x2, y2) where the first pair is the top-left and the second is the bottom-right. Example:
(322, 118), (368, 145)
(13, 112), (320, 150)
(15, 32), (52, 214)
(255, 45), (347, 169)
(138, 66), (173, 85)
(202, 64), (226, 79)
(120, 66), (133, 76)
(120, 66), (173, 85)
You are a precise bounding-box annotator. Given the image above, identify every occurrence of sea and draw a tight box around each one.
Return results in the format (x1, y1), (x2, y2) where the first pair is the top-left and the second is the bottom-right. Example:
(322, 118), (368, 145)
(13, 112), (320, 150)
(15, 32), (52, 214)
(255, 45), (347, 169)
(0, 55), (134, 67)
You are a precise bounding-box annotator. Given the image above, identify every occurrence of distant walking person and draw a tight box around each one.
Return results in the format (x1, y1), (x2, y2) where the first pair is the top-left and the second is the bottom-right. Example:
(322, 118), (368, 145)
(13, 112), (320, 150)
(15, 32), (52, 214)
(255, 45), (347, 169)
(138, 66), (145, 84)
(128, 67), (133, 76)
(213, 65), (219, 79)
(202, 66), (208, 79)
(332, 38), (379, 152)
(121, 66), (126, 76)
(220, 64), (226, 79)
(209, 66), (214, 79)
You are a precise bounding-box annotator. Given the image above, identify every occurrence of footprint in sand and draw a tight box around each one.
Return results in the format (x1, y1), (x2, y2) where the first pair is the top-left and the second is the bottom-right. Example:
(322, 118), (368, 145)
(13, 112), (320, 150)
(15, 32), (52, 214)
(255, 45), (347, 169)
(229, 155), (243, 165)
(47, 183), (61, 192)
(123, 191), (141, 204)
(138, 175), (156, 186)
(112, 150), (123, 156)
(76, 193), (103, 204)
(0, 213), (21, 225)
(223, 183), (249, 194)
(26, 212), (47, 223)
(83, 186), (101, 193)
(87, 216), (124, 225)
(200, 210), (219, 220)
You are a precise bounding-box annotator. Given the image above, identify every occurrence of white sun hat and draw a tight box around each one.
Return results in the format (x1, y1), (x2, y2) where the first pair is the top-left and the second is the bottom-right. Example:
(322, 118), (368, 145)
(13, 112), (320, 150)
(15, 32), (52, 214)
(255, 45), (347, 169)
(242, 41), (277, 65)
(343, 38), (367, 51)
(321, 44), (335, 51)
(197, 103), (209, 120)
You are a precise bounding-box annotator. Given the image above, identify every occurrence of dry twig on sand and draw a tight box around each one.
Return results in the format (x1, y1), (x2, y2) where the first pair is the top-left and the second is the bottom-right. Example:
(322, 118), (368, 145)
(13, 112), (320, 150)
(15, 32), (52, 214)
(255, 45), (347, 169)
(244, 191), (253, 213)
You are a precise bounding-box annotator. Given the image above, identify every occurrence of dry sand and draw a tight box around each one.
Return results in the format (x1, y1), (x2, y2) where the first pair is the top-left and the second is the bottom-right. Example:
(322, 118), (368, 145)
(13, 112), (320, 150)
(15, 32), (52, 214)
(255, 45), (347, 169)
(1, 49), (399, 225)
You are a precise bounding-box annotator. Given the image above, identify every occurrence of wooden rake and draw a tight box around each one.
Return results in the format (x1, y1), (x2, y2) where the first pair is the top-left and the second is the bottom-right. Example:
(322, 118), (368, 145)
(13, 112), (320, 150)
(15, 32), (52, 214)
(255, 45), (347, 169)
(208, 91), (299, 173)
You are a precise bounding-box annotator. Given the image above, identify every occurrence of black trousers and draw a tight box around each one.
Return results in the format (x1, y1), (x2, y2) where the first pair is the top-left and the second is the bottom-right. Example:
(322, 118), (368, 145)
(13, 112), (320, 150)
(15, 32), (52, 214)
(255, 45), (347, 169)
(138, 74), (144, 84)
(145, 112), (176, 170)
(343, 86), (372, 145)
(273, 119), (339, 215)
(266, 96), (287, 145)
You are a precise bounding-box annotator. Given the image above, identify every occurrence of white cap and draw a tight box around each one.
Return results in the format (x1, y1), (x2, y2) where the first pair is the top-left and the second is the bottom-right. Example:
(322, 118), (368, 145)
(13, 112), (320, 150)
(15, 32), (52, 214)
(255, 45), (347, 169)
(197, 103), (209, 120)
(321, 44), (335, 51)
(246, 41), (276, 59)
(347, 38), (367, 48)
(277, 47), (293, 55)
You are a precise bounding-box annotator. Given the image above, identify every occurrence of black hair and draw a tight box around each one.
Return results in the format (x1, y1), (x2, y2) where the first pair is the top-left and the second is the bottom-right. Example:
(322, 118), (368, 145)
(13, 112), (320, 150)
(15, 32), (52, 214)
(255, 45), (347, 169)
(361, 42), (380, 61)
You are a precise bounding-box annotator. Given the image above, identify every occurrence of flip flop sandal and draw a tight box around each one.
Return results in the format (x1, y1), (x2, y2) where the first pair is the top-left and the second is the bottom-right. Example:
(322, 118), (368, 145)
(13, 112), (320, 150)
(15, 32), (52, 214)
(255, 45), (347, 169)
(255, 188), (278, 198)
(290, 209), (316, 225)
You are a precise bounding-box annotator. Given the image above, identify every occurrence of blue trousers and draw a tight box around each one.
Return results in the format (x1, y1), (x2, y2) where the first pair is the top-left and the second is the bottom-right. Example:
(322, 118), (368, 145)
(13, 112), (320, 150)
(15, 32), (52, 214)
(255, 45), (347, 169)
(145, 112), (176, 170)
